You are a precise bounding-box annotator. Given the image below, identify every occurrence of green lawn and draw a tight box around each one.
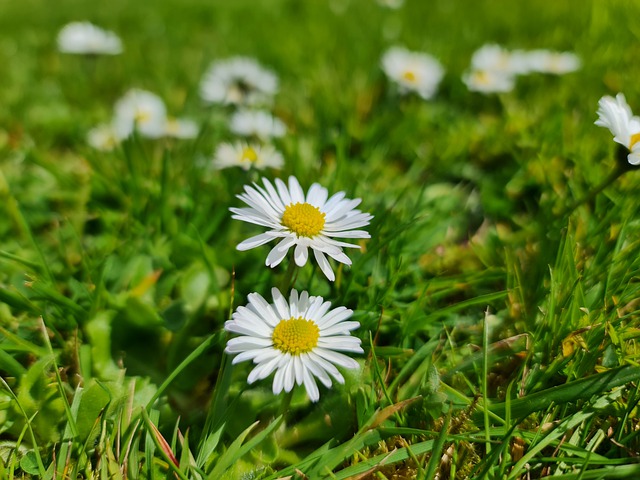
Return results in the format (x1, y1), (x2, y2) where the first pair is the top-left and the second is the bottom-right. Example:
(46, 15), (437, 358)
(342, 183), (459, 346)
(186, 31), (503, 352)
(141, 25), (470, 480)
(2, 0), (640, 478)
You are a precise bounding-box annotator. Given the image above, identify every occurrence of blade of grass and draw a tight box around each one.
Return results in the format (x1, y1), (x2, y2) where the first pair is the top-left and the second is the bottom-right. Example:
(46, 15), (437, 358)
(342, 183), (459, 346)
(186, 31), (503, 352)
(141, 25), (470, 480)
(476, 365), (640, 422)
(206, 415), (283, 480)
(423, 410), (451, 480)
(39, 317), (79, 439)
(0, 377), (47, 477)
(145, 333), (218, 410)
(141, 408), (188, 480)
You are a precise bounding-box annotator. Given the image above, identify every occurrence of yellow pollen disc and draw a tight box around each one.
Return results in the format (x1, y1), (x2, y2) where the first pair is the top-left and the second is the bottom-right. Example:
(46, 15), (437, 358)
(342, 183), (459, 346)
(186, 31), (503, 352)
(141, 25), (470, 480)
(241, 146), (259, 163)
(281, 202), (326, 238)
(402, 70), (417, 83)
(474, 71), (490, 85)
(134, 110), (151, 124)
(166, 119), (179, 133)
(272, 317), (320, 355)
(630, 133), (640, 149)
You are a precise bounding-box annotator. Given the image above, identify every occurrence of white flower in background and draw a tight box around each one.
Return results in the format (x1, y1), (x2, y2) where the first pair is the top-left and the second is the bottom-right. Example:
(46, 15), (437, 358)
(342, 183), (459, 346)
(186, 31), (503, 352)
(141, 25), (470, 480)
(164, 117), (198, 139)
(376, 0), (405, 9)
(230, 110), (286, 139)
(113, 89), (167, 139)
(525, 50), (581, 75)
(57, 21), (122, 55)
(200, 57), (278, 106)
(225, 288), (363, 402)
(463, 44), (533, 94)
(231, 176), (372, 281)
(595, 93), (640, 165)
(87, 123), (120, 151)
(469, 44), (530, 75)
(212, 141), (284, 171)
(381, 46), (445, 100)
(462, 69), (515, 94)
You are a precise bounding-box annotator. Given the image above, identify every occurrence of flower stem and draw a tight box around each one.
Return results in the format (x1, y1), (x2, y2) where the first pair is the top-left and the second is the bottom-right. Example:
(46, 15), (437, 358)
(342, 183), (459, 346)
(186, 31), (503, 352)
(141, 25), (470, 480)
(279, 259), (298, 292)
(557, 164), (627, 218)
(278, 390), (294, 418)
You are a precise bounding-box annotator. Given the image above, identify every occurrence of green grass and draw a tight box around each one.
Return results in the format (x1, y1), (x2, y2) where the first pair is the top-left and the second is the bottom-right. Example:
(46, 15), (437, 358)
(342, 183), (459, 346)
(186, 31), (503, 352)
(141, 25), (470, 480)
(2, 0), (640, 478)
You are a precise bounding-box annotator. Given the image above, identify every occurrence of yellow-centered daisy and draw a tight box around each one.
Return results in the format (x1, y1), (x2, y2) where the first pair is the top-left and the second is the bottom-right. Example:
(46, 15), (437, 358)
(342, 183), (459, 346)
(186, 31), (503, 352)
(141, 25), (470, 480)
(595, 93), (640, 165)
(225, 288), (363, 402)
(231, 176), (373, 281)
(200, 56), (278, 106)
(212, 141), (284, 171)
(113, 89), (167, 139)
(381, 46), (444, 100)
(57, 21), (122, 55)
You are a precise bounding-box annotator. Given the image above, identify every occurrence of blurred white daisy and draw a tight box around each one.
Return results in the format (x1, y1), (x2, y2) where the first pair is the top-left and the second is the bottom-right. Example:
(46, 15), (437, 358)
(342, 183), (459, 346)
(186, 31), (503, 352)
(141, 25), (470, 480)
(595, 93), (640, 165)
(225, 287), (363, 402)
(469, 44), (530, 76)
(381, 46), (445, 100)
(462, 44), (530, 94)
(212, 141), (284, 170)
(376, 0), (405, 8)
(57, 21), (122, 55)
(87, 123), (120, 151)
(231, 176), (373, 281)
(200, 57), (278, 106)
(113, 89), (167, 139)
(229, 110), (286, 139)
(164, 117), (199, 139)
(525, 50), (581, 75)
(462, 69), (515, 94)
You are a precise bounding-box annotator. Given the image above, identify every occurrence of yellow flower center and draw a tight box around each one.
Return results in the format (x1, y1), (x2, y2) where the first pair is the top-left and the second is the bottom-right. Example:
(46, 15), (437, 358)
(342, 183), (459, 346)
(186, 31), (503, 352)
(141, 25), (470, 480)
(241, 146), (258, 163)
(135, 110), (151, 125)
(281, 202), (325, 237)
(630, 133), (640, 149)
(166, 118), (179, 134)
(402, 70), (417, 83)
(272, 317), (320, 355)
(474, 71), (490, 85)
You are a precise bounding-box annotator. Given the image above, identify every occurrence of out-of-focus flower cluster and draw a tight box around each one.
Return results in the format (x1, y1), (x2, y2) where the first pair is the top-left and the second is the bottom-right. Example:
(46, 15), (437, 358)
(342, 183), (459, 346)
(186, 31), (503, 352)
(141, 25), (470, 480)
(463, 44), (580, 94)
(201, 57), (286, 171)
(87, 89), (198, 150)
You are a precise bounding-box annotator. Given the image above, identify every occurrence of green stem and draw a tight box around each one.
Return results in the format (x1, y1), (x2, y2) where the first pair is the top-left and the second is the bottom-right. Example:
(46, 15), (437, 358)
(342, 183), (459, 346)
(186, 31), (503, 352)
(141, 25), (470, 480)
(482, 308), (491, 456)
(145, 333), (218, 410)
(279, 259), (298, 292)
(557, 164), (627, 218)
(278, 390), (294, 418)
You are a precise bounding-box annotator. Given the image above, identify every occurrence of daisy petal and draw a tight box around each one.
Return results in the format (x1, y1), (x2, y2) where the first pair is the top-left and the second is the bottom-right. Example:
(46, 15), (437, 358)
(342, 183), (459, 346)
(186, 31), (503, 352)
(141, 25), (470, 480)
(313, 249), (335, 281)
(294, 243), (309, 267)
(266, 238), (295, 267)
(236, 233), (276, 251)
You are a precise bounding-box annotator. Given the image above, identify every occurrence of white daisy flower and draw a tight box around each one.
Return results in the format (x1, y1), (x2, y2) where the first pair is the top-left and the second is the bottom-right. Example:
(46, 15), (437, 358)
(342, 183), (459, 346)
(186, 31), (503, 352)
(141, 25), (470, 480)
(376, 0), (405, 9)
(200, 57), (278, 106)
(212, 141), (284, 171)
(164, 117), (199, 139)
(113, 89), (167, 139)
(225, 287), (363, 402)
(231, 176), (373, 281)
(87, 123), (120, 151)
(469, 44), (530, 76)
(229, 110), (286, 139)
(381, 46), (445, 100)
(525, 50), (581, 75)
(595, 93), (640, 165)
(57, 21), (122, 55)
(462, 69), (515, 94)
